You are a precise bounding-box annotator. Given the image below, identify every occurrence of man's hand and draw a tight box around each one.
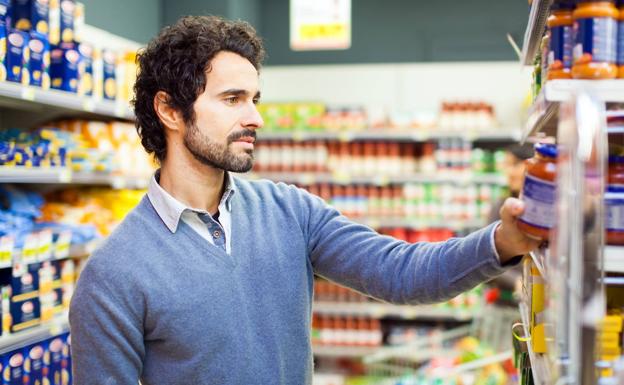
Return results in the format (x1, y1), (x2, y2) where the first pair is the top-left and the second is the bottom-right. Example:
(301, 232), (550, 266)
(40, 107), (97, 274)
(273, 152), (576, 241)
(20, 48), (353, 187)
(495, 197), (541, 264)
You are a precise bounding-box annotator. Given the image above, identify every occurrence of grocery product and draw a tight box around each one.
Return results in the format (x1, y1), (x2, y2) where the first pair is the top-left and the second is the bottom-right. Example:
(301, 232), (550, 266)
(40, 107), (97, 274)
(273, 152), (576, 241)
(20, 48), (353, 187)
(27, 31), (48, 88)
(606, 155), (624, 245)
(619, 0), (624, 78)
(572, 0), (619, 79)
(101, 49), (116, 101)
(58, 0), (73, 43)
(547, 1), (574, 79)
(518, 143), (558, 240)
(6, 29), (28, 84)
(12, 0), (49, 36)
(49, 42), (79, 92)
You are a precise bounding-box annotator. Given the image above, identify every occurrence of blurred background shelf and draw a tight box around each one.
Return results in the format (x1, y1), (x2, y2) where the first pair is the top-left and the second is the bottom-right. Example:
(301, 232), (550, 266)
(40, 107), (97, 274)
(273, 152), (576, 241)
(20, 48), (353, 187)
(314, 301), (477, 321)
(0, 168), (149, 189)
(0, 314), (69, 355)
(259, 130), (521, 143)
(604, 246), (624, 273)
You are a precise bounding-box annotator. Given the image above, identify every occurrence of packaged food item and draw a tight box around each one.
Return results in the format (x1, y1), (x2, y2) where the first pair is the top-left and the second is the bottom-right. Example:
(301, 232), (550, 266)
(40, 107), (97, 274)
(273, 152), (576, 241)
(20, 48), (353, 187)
(28, 31), (49, 88)
(77, 41), (93, 96)
(518, 143), (558, 240)
(6, 29), (29, 84)
(606, 155), (624, 245)
(2, 350), (24, 385)
(547, 1), (574, 79)
(618, 0), (624, 78)
(102, 49), (116, 100)
(23, 343), (45, 385)
(44, 336), (63, 384)
(9, 298), (40, 332)
(58, 0), (73, 43)
(572, 0), (619, 79)
(12, 0), (49, 35)
(72, 0), (82, 42)
(47, 0), (58, 45)
(0, 0), (9, 82)
(49, 41), (79, 92)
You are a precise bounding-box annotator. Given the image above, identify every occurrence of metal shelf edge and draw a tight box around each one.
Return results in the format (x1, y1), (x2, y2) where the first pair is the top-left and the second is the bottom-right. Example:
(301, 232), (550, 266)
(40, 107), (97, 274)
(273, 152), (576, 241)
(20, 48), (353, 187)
(604, 246), (624, 273)
(0, 315), (69, 355)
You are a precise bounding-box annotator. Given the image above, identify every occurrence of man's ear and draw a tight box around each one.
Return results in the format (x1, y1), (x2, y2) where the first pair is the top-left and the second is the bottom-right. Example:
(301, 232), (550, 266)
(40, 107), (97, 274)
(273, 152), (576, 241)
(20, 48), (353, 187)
(154, 91), (184, 132)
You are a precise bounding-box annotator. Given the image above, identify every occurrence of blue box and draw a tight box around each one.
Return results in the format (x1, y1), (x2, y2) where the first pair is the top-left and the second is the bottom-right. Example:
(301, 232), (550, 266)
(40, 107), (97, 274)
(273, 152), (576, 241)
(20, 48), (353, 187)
(102, 49), (116, 100)
(0, 6), (8, 82)
(11, 0), (48, 36)
(6, 29), (28, 84)
(77, 42), (92, 96)
(49, 42), (78, 92)
(9, 298), (40, 332)
(23, 343), (45, 385)
(44, 336), (63, 385)
(58, 0), (72, 43)
(11, 262), (39, 301)
(0, 0), (10, 25)
(27, 31), (47, 88)
(2, 350), (25, 385)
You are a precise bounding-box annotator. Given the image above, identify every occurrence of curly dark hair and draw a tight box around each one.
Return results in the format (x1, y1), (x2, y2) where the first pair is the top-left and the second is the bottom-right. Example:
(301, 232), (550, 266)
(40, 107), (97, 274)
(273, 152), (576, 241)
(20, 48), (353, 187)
(132, 15), (265, 162)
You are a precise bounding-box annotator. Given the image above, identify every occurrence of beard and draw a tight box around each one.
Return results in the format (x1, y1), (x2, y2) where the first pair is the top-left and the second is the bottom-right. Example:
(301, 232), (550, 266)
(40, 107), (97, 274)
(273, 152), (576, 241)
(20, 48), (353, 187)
(183, 123), (256, 173)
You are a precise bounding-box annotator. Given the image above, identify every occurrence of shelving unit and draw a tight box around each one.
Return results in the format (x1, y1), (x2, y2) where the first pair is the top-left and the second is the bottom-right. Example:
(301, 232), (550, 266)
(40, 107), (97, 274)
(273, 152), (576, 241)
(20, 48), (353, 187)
(521, 0), (553, 65)
(352, 217), (485, 231)
(314, 301), (476, 321)
(0, 314), (69, 355)
(242, 172), (506, 186)
(313, 345), (379, 358)
(604, 246), (624, 273)
(6, 239), (101, 269)
(259, 130), (521, 143)
(518, 301), (550, 385)
(0, 167), (149, 189)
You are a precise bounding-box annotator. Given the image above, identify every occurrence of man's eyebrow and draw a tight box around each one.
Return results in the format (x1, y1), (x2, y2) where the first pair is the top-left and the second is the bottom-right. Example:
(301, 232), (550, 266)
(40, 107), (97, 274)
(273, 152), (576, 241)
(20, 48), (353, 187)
(217, 89), (260, 98)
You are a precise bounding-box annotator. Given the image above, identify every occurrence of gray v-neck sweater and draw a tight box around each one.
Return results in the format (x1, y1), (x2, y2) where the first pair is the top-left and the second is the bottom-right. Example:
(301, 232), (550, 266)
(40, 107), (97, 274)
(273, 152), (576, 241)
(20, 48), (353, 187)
(69, 178), (512, 385)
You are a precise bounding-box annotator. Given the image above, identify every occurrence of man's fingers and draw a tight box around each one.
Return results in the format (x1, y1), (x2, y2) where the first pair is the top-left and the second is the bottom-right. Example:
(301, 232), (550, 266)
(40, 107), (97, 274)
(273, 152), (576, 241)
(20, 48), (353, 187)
(499, 197), (525, 223)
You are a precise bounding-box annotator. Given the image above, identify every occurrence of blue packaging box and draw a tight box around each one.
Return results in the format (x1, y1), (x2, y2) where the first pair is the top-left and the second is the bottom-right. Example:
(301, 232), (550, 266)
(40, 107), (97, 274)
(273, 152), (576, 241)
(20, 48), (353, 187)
(27, 31), (47, 88)
(11, 0), (48, 36)
(2, 350), (24, 385)
(0, 4), (7, 82)
(49, 41), (78, 92)
(0, 0), (10, 25)
(58, 0), (71, 43)
(9, 298), (40, 332)
(6, 29), (28, 84)
(44, 336), (63, 385)
(77, 41), (92, 96)
(23, 343), (45, 385)
(102, 49), (116, 100)
(11, 262), (39, 301)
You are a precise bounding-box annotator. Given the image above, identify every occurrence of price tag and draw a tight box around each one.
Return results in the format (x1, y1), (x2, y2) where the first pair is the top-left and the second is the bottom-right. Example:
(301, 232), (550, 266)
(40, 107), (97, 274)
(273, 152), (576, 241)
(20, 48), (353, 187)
(374, 175), (389, 186)
(20, 87), (36, 101)
(59, 169), (72, 183)
(292, 132), (305, 142)
(367, 219), (380, 229)
(12, 261), (26, 278)
(370, 305), (386, 318)
(50, 323), (63, 335)
(22, 232), (40, 263)
(82, 99), (95, 112)
(403, 307), (419, 319)
(338, 132), (353, 142)
(333, 171), (351, 184)
(0, 235), (14, 264)
(115, 102), (128, 118)
(85, 240), (98, 255)
(54, 231), (72, 259)
(111, 175), (126, 189)
(38, 229), (53, 261)
(411, 132), (426, 141)
(299, 173), (316, 185)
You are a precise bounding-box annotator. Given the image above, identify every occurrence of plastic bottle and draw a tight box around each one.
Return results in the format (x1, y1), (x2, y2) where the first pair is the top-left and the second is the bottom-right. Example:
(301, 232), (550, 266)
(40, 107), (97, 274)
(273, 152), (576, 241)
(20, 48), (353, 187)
(606, 155), (624, 245)
(518, 143), (558, 240)
(572, 0), (619, 79)
(547, 1), (575, 79)
(618, 0), (624, 77)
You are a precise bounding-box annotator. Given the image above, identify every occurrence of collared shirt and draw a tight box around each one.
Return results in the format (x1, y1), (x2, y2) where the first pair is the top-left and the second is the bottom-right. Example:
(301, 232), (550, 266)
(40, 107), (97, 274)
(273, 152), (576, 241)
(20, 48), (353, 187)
(147, 170), (235, 254)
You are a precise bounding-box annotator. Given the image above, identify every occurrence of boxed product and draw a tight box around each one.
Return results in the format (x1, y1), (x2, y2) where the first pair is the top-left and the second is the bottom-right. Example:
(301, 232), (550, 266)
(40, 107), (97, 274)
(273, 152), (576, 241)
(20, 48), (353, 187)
(40, 287), (61, 321)
(47, 0), (57, 44)
(102, 49), (116, 100)
(60, 333), (70, 384)
(6, 29), (28, 84)
(28, 31), (49, 88)
(9, 297), (40, 332)
(58, 0), (71, 43)
(76, 41), (92, 96)
(23, 343), (45, 385)
(44, 336), (63, 385)
(11, 262), (39, 301)
(0, 0), (9, 81)
(2, 350), (24, 385)
(12, 0), (49, 35)
(49, 42), (78, 92)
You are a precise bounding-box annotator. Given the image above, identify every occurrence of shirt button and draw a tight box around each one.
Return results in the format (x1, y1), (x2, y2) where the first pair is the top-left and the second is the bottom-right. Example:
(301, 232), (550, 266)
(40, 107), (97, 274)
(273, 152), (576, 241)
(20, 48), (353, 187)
(212, 230), (221, 238)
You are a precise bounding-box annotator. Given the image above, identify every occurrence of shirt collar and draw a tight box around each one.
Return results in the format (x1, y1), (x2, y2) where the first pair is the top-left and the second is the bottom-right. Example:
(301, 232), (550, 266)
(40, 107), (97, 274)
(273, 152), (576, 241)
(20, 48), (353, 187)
(147, 169), (236, 233)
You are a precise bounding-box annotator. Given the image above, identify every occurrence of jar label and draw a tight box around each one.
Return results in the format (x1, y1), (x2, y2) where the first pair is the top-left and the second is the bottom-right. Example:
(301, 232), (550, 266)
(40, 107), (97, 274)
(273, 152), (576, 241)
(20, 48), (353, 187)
(519, 174), (556, 230)
(606, 184), (624, 231)
(549, 24), (573, 69)
(573, 17), (617, 64)
(618, 21), (624, 65)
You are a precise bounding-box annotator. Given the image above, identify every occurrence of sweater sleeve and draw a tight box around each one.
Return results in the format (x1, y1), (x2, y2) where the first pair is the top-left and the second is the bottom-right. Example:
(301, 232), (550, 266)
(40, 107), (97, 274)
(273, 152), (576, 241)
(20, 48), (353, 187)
(69, 259), (145, 385)
(297, 186), (516, 305)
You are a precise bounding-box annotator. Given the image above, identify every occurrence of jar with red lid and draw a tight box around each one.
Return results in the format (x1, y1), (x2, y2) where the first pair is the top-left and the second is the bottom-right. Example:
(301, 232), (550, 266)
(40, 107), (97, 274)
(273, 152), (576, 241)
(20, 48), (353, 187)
(547, 1), (575, 79)
(606, 155), (624, 245)
(518, 143), (558, 241)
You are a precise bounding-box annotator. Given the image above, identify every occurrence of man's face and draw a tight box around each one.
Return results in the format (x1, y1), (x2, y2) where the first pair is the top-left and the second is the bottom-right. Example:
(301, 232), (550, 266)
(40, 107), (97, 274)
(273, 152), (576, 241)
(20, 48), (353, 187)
(504, 152), (526, 194)
(183, 51), (263, 172)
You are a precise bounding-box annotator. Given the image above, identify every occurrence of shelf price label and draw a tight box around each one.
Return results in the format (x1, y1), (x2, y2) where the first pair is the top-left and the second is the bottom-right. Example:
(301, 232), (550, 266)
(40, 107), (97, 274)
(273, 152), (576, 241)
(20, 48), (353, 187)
(54, 231), (72, 259)
(58, 169), (72, 183)
(0, 235), (14, 265)
(290, 0), (351, 51)
(20, 87), (36, 101)
(82, 99), (95, 112)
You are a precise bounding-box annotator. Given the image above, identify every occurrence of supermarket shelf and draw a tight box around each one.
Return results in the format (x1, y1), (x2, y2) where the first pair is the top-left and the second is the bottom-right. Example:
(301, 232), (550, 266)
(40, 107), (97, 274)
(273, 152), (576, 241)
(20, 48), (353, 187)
(524, 80), (624, 141)
(604, 246), (624, 273)
(0, 167), (149, 189)
(242, 172), (507, 186)
(0, 81), (133, 120)
(0, 314), (69, 355)
(7, 239), (102, 267)
(314, 301), (477, 321)
(352, 217), (486, 231)
(518, 301), (551, 385)
(529, 246), (549, 281)
(312, 345), (379, 358)
(521, 0), (552, 65)
(259, 129), (521, 142)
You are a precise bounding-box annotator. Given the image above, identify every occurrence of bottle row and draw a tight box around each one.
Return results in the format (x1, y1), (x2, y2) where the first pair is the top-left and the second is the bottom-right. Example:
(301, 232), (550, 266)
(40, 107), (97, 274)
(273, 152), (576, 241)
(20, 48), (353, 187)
(311, 315), (383, 348)
(253, 140), (505, 176)
(299, 182), (506, 222)
(257, 100), (498, 133)
(0, 0), (136, 104)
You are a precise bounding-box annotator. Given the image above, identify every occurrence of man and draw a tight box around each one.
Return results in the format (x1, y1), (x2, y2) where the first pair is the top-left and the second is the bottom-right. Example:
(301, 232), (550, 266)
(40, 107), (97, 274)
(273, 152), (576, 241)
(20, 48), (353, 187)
(69, 16), (538, 385)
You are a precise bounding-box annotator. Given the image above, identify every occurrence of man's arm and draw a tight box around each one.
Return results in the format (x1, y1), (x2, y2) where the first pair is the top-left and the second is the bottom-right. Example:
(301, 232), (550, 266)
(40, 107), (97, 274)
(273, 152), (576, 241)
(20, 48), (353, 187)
(69, 261), (145, 385)
(295, 187), (535, 305)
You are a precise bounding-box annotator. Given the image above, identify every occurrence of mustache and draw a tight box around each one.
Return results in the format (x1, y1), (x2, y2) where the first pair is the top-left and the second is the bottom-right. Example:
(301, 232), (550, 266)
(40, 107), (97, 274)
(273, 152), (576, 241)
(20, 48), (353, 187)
(228, 129), (257, 143)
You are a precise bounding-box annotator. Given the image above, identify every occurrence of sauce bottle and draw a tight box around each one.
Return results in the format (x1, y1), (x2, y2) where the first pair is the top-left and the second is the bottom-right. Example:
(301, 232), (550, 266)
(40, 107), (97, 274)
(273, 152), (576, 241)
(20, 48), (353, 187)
(518, 143), (558, 240)
(618, 0), (624, 77)
(572, 0), (619, 79)
(606, 155), (624, 245)
(547, 1), (575, 79)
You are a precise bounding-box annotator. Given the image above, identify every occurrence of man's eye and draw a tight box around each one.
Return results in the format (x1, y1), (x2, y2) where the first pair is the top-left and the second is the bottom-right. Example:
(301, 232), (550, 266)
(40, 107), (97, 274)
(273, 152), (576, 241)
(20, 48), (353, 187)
(252, 98), (260, 105)
(225, 96), (239, 105)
